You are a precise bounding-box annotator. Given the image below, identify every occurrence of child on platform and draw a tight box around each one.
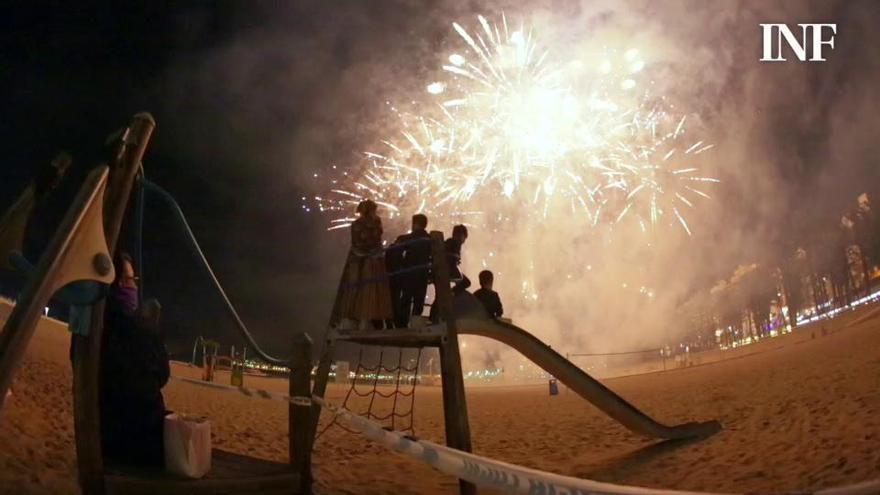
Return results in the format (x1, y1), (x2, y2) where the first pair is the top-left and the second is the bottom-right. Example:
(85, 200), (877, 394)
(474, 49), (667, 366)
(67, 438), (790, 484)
(473, 270), (503, 318)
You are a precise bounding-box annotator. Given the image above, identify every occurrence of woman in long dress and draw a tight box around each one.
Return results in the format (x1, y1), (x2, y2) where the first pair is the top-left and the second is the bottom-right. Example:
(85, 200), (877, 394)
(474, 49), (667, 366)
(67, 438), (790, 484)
(340, 199), (393, 327)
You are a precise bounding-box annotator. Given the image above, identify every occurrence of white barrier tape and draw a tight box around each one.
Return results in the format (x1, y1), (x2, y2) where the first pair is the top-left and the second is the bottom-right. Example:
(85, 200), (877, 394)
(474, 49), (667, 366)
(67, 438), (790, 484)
(311, 395), (880, 495)
(815, 482), (880, 495)
(170, 376), (311, 406)
(313, 395), (723, 495)
(171, 376), (880, 495)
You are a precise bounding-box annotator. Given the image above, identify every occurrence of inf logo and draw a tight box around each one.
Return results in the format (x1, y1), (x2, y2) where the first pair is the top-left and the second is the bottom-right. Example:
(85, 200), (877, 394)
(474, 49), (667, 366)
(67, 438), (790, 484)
(760, 23), (837, 62)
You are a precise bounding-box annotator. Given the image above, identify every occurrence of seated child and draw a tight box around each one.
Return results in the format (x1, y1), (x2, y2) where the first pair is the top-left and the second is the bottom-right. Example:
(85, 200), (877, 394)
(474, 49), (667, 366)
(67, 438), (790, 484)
(473, 270), (503, 318)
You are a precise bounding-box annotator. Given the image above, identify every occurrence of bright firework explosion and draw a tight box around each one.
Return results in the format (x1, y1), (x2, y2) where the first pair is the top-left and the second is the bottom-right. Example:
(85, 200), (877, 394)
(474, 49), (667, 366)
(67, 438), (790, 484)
(604, 103), (719, 236)
(307, 14), (717, 238)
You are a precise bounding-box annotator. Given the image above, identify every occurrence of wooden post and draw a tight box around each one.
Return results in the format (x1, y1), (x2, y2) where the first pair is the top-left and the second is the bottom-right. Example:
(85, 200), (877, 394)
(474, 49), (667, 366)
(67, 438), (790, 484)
(290, 333), (313, 494)
(74, 113), (155, 495)
(308, 339), (335, 447)
(309, 259), (348, 445)
(430, 231), (475, 495)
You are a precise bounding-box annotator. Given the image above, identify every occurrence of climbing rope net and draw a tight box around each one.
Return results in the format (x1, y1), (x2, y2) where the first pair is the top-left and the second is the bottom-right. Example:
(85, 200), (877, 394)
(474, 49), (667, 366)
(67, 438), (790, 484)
(318, 346), (422, 439)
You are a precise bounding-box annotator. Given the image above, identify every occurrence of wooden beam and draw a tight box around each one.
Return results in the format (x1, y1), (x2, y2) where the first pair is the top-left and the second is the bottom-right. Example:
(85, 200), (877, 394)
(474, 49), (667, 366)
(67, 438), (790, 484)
(0, 166), (112, 411)
(74, 113), (156, 495)
(105, 448), (300, 494)
(309, 259), (348, 447)
(290, 333), (313, 494)
(327, 325), (446, 348)
(429, 231), (475, 495)
(333, 336), (442, 348)
(0, 185), (36, 270)
(308, 339), (334, 448)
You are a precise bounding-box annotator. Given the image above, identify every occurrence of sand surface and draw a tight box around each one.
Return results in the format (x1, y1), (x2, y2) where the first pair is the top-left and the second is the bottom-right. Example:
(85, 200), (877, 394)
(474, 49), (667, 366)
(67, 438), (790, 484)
(1, 300), (880, 494)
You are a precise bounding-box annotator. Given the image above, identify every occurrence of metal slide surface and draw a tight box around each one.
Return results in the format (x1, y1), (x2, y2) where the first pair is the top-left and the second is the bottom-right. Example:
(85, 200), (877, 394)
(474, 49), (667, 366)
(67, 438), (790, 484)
(456, 316), (721, 440)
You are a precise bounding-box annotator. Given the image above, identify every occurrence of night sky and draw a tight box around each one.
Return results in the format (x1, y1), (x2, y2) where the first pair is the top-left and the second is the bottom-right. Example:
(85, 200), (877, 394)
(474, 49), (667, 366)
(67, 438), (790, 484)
(0, 3), (349, 357)
(2, 1), (880, 358)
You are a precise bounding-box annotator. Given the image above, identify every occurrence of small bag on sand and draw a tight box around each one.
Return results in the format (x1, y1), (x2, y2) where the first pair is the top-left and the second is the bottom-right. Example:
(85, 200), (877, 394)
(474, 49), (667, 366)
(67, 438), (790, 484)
(164, 413), (212, 478)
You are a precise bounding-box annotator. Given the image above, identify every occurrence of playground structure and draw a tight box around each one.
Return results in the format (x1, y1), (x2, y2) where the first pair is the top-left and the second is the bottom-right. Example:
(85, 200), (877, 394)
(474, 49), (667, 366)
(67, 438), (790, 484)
(191, 336), (219, 382)
(316, 347), (422, 437)
(191, 337), (249, 385)
(0, 115), (311, 494)
(0, 113), (729, 495)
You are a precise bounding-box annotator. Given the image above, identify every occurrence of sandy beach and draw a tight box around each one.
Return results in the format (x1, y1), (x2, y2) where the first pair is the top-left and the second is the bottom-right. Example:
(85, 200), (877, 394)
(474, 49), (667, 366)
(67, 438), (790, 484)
(1, 300), (880, 495)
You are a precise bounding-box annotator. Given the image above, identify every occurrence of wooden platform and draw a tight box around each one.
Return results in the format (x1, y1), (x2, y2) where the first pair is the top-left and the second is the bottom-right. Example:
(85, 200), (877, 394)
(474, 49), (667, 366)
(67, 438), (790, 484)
(327, 323), (448, 348)
(105, 449), (301, 495)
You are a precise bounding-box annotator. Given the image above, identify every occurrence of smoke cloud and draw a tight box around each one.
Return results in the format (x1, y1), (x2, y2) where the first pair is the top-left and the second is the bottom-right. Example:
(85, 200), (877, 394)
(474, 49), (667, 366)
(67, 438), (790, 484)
(150, 1), (880, 367)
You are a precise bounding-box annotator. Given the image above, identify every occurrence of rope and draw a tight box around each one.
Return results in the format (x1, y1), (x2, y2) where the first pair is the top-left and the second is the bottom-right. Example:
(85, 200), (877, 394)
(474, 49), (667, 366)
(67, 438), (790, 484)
(143, 180), (288, 365)
(350, 236), (432, 257)
(390, 350), (403, 430)
(569, 348), (662, 357)
(338, 262), (432, 291)
(317, 346), (422, 439)
(316, 348), (369, 439)
(338, 235), (448, 289)
(364, 349), (384, 424)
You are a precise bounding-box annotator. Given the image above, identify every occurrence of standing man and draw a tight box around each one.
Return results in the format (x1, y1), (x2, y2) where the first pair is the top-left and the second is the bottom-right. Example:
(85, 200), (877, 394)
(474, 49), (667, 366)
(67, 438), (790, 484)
(397, 214), (431, 327)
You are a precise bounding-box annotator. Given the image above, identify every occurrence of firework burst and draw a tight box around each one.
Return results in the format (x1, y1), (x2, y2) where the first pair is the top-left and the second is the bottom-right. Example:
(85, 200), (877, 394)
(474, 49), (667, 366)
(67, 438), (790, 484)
(604, 103), (718, 236)
(308, 14), (717, 238)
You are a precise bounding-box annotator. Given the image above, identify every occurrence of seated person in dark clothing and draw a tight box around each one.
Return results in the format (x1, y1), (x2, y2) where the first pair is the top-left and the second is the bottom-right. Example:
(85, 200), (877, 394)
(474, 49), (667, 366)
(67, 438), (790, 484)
(473, 270), (503, 318)
(100, 252), (170, 467)
(397, 214), (432, 327)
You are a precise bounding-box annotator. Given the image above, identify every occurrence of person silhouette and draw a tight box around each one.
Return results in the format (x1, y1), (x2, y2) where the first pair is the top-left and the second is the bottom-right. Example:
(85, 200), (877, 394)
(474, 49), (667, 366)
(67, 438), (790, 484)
(395, 214), (431, 327)
(340, 199), (393, 328)
(100, 252), (170, 467)
(445, 224), (470, 294)
(430, 224), (471, 322)
(473, 270), (503, 318)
